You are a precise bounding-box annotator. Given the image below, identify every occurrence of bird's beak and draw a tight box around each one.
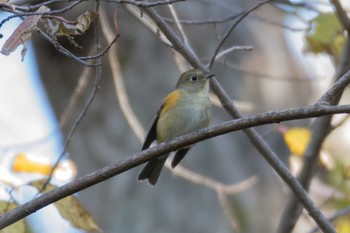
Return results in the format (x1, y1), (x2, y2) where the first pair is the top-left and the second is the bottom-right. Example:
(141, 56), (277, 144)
(205, 73), (215, 79)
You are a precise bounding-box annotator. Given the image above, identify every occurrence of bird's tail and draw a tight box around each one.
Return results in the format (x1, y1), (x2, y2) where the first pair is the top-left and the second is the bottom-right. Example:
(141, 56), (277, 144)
(137, 156), (167, 185)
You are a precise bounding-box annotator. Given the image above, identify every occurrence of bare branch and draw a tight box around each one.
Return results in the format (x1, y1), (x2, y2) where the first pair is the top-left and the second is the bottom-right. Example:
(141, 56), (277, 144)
(104, 0), (184, 7)
(330, 0), (350, 32)
(215, 45), (253, 61)
(1, 103), (350, 228)
(99, 6), (145, 141)
(207, 0), (272, 69)
(319, 67), (350, 104)
(170, 161), (258, 193)
(36, 28), (100, 67)
(217, 191), (240, 232)
(162, 10), (308, 32)
(80, 35), (119, 60)
(60, 67), (93, 129)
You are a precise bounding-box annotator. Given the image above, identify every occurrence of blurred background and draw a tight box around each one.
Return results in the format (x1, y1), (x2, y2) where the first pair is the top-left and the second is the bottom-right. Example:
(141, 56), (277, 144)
(1, 0), (350, 232)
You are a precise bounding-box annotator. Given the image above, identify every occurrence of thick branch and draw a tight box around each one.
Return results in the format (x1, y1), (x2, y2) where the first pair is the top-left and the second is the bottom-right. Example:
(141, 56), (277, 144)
(1, 103), (350, 228)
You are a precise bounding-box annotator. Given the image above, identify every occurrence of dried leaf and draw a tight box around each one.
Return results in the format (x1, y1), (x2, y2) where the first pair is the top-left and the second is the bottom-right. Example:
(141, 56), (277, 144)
(75, 11), (99, 35)
(41, 11), (98, 37)
(1, 6), (50, 60)
(0, 201), (26, 233)
(40, 11), (98, 48)
(30, 179), (102, 232)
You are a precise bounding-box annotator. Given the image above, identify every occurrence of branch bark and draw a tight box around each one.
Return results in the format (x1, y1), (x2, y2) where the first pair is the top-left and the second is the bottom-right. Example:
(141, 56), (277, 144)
(1, 102), (350, 228)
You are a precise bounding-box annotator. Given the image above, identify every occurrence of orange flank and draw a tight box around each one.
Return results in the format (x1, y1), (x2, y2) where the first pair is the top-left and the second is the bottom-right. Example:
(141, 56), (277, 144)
(160, 90), (180, 115)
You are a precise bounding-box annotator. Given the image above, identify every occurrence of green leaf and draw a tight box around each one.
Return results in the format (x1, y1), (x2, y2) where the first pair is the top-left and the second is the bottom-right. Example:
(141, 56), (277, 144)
(304, 13), (345, 62)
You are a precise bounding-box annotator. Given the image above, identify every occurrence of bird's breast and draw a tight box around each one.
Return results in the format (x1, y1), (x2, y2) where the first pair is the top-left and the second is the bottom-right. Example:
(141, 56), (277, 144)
(156, 91), (211, 142)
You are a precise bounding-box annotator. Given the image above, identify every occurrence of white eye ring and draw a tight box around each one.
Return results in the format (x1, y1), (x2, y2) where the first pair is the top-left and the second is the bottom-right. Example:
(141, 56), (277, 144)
(190, 75), (198, 81)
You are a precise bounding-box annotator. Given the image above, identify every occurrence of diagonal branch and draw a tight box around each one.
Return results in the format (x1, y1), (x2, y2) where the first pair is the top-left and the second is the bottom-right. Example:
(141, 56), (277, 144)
(308, 205), (350, 233)
(1, 102), (350, 228)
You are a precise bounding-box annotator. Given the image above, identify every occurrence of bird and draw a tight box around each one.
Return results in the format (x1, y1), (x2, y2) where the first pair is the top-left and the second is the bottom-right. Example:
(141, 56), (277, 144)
(137, 69), (213, 185)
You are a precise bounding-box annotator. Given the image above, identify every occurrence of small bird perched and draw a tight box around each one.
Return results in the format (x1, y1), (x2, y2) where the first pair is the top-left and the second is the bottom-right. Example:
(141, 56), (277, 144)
(137, 69), (213, 185)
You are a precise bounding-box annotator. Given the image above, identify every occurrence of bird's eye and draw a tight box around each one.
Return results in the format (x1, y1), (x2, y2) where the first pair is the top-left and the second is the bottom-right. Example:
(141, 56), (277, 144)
(190, 75), (198, 82)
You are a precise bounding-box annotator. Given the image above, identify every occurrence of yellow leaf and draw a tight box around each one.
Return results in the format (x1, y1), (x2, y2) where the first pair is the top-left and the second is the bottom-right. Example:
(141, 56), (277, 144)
(336, 217), (350, 233)
(283, 127), (311, 157)
(12, 152), (52, 175)
(0, 201), (26, 233)
(30, 179), (101, 232)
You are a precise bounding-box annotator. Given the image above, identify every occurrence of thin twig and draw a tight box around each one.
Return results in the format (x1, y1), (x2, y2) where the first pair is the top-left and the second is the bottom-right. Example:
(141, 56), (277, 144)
(124, 4), (173, 47)
(170, 159), (258, 193)
(319, 62), (350, 104)
(60, 66), (93, 129)
(36, 28), (100, 67)
(168, 4), (188, 45)
(162, 10), (308, 32)
(99, 5), (145, 141)
(162, 10), (245, 25)
(215, 45), (253, 61)
(207, 0), (272, 69)
(104, 0), (184, 7)
(217, 191), (240, 232)
(80, 35), (120, 60)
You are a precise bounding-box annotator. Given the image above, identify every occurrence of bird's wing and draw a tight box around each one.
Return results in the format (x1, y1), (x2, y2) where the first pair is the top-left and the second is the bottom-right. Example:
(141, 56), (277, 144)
(142, 89), (180, 150)
(171, 146), (193, 168)
(141, 108), (160, 150)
